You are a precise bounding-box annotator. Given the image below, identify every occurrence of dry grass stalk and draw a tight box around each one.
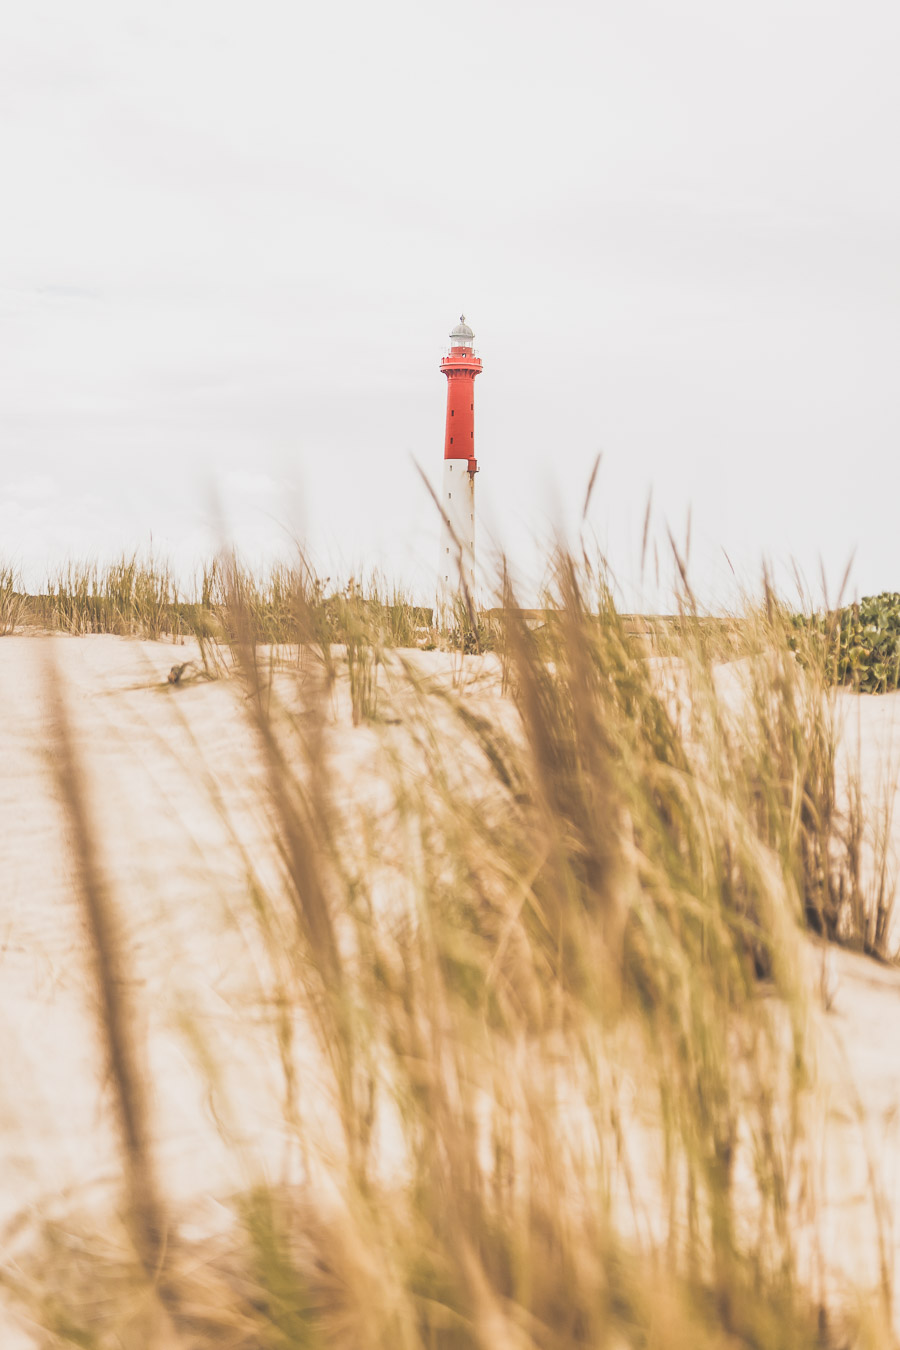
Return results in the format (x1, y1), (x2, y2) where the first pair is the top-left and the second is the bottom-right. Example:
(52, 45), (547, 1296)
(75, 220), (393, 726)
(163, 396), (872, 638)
(41, 651), (183, 1348)
(0, 565), (25, 635)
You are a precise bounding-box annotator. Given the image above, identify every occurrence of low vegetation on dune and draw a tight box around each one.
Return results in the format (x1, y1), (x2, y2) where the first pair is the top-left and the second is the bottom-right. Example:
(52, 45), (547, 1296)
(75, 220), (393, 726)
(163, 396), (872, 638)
(792, 592), (900, 694)
(0, 564), (26, 636)
(7, 556), (434, 651)
(2, 548), (898, 1347)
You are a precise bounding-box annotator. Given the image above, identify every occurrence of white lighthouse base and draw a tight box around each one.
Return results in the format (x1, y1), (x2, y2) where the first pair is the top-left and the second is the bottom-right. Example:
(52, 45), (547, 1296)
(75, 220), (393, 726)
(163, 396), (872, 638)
(438, 459), (476, 610)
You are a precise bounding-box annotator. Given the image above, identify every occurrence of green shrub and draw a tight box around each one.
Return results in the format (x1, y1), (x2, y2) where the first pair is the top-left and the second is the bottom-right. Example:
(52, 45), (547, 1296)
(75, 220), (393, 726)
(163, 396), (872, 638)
(792, 592), (900, 693)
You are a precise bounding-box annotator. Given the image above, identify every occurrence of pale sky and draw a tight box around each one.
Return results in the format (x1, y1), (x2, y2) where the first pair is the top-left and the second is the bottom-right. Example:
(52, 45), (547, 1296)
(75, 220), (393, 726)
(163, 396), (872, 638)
(2, 1), (899, 608)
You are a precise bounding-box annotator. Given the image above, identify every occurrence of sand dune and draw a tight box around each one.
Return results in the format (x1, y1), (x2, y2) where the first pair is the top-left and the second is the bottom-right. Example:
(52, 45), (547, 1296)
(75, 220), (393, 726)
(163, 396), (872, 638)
(4, 634), (900, 1341)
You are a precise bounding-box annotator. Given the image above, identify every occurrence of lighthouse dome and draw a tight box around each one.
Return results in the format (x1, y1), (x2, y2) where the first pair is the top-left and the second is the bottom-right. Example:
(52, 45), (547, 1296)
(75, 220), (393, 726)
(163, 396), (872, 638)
(449, 315), (474, 347)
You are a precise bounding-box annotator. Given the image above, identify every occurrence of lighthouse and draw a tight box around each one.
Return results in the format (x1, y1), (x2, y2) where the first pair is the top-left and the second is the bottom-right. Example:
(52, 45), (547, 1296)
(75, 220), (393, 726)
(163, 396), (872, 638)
(439, 315), (482, 598)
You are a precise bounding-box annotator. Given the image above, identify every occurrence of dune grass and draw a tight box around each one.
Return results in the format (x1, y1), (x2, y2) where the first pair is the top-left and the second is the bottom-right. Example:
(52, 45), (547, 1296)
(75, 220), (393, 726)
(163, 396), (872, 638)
(17, 555), (432, 650)
(0, 565), (25, 635)
(3, 547), (898, 1348)
(35, 557), (182, 640)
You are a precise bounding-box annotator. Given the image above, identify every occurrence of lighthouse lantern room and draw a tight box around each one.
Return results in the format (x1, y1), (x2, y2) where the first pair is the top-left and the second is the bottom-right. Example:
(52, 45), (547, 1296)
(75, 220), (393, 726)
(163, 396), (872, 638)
(439, 315), (482, 598)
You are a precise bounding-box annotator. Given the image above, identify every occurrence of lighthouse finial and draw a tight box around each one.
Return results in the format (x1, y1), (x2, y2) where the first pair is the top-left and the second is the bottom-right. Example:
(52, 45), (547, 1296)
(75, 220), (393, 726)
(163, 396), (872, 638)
(449, 315), (474, 344)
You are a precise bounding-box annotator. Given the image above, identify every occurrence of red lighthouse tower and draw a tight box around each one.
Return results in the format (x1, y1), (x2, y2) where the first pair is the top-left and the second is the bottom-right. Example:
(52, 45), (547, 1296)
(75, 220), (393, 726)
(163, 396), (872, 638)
(439, 316), (482, 594)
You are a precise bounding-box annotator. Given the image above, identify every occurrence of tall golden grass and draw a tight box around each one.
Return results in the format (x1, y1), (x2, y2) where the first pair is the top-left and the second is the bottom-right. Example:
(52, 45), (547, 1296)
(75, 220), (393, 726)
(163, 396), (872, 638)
(12, 555), (429, 651)
(4, 546), (897, 1348)
(0, 565), (25, 635)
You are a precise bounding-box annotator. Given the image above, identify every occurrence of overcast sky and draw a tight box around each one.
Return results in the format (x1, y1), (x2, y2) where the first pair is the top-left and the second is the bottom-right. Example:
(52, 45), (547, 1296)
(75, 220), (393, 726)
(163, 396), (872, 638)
(2, 0), (899, 608)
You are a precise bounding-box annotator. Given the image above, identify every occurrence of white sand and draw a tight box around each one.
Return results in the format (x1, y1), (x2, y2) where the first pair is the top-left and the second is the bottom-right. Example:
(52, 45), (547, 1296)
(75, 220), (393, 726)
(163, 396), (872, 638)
(4, 635), (900, 1340)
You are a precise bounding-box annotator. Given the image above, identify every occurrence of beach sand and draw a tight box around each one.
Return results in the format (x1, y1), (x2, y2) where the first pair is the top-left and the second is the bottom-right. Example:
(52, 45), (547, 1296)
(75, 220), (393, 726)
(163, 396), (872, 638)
(3, 634), (900, 1341)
